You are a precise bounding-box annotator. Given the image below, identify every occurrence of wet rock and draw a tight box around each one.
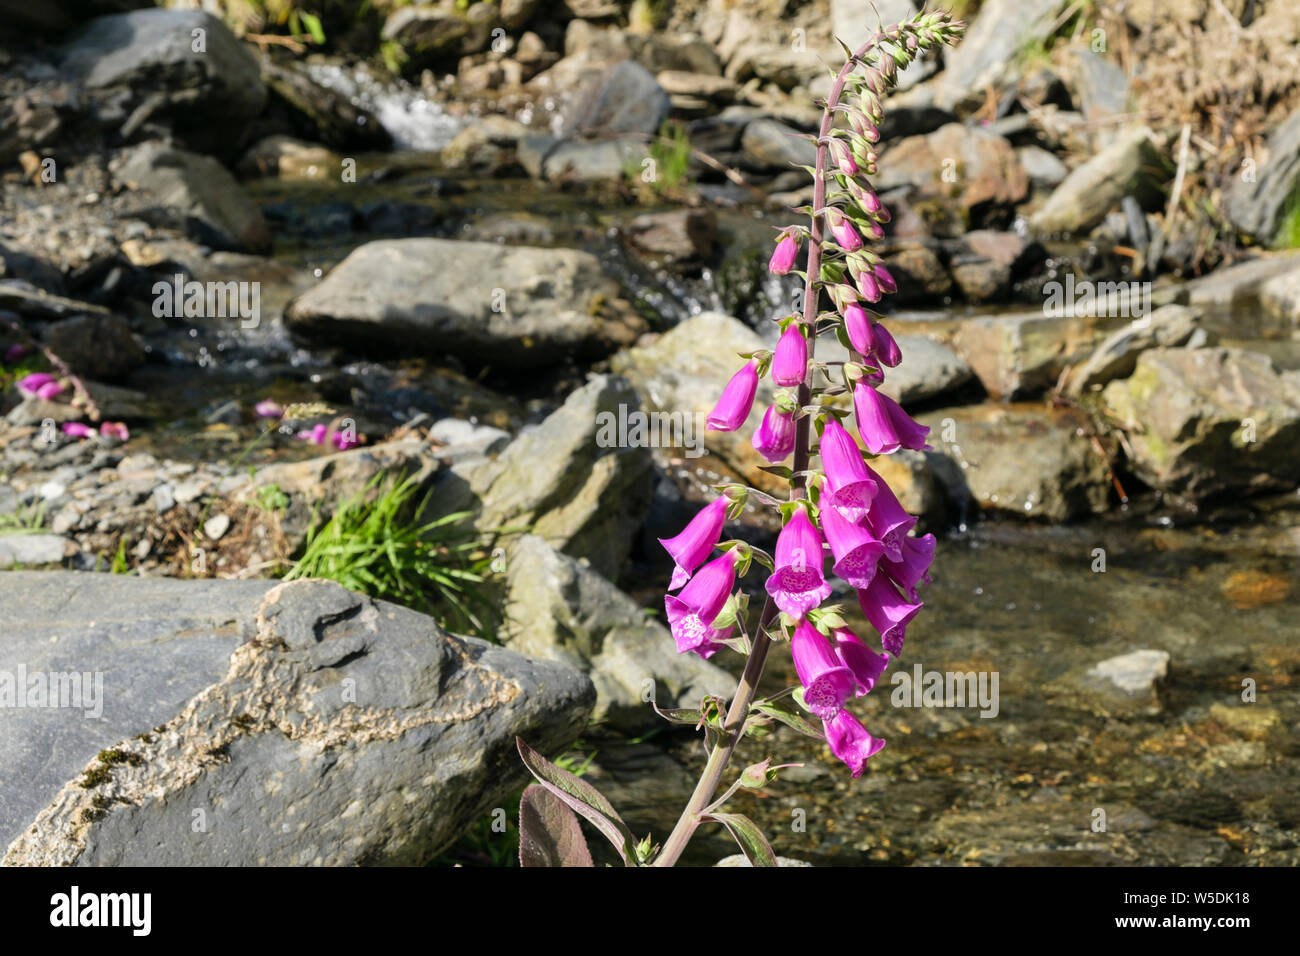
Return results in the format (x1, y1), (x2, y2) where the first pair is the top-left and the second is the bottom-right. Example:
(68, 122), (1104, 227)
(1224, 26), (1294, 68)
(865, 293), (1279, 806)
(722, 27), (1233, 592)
(1029, 128), (1168, 235)
(284, 239), (633, 369)
(876, 124), (1028, 230)
(440, 116), (529, 174)
(0, 281), (112, 321)
(926, 0), (1069, 112)
(500, 535), (732, 731)
(113, 143), (272, 254)
(260, 59), (391, 152)
(462, 212), (556, 245)
(58, 9), (266, 159)
(624, 209), (716, 263)
(353, 200), (438, 236)
(1101, 347), (1300, 500)
(740, 118), (817, 172)
(953, 308), (1132, 399)
(39, 313), (145, 381)
(1051, 649), (1170, 717)
(562, 61), (671, 139)
(1226, 106), (1300, 244)
(920, 405), (1111, 521)
(238, 135), (340, 181)
(1064, 305), (1216, 396)
(512, 133), (558, 178)
(879, 335), (975, 406)
(0, 574), (594, 865)
(0, 533), (66, 567)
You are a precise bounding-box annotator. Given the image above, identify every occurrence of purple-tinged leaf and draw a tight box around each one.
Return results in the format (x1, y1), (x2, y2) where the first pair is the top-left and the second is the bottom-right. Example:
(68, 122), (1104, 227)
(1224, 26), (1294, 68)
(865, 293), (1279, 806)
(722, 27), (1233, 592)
(706, 812), (778, 867)
(516, 737), (637, 865)
(519, 784), (594, 868)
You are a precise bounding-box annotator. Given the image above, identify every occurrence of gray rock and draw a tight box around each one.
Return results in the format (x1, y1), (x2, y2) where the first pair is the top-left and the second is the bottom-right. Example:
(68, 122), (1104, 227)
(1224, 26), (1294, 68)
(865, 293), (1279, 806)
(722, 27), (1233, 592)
(1060, 49), (1129, 148)
(59, 9), (266, 158)
(920, 405), (1111, 521)
(501, 535), (732, 731)
(1261, 270), (1300, 327)
(830, 0), (929, 91)
(447, 375), (654, 578)
(1, 574), (594, 865)
(740, 118), (817, 172)
(1029, 128), (1168, 235)
(875, 124), (1028, 229)
(40, 313), (145, 381)
(1183, 251), (1300, 326)
(238, 135), (340, 181)
(624, 209), (717, 262)
(1065, 305), (1217, 395)
(541, 137), (646, 182)
(0, 533), (67, 567)
(1226, 107), (1300, 244)
(381, 0), (503, 65)
(114, 143), (272, 254)
(284, 239), (628, 369)
(429, 417), (510, 462)
(927, 0), (1068, 112)
(1050, 650), (1169, 717)
(562, 61), (671, 138)
(610, 311), (774, 487)
(879, 335), (974, 405)
(953, 308), (1133, 399)
(1017, 145), (1068, 189)
(1101, 347), (1300, 500)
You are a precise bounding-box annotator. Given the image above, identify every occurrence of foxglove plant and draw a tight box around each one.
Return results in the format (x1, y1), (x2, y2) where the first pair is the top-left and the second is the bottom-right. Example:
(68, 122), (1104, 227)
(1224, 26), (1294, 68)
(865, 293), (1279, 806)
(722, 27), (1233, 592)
(515, 10), (963, 868)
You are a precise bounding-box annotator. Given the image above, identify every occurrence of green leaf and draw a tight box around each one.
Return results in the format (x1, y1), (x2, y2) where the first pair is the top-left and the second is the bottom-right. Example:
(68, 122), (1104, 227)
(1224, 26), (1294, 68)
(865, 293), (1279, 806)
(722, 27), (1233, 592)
(298, 11), (326, 45)
(706, 812), (778, 866)
(516, 738), (637, 865)
(752, 697), (825, 739)
(518, 784), (594, 867)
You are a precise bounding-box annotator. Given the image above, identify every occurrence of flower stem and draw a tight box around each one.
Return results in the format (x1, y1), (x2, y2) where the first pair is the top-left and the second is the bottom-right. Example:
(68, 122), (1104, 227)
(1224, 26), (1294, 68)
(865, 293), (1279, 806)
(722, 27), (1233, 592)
(653, 34), (886, 868)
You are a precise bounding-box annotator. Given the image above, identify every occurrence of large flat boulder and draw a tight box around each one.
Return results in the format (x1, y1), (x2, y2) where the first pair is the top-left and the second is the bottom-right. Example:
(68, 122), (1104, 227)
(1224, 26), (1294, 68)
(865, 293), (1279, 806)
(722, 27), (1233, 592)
(1, 573), (594, 866)
(285, 239), (637, 369)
